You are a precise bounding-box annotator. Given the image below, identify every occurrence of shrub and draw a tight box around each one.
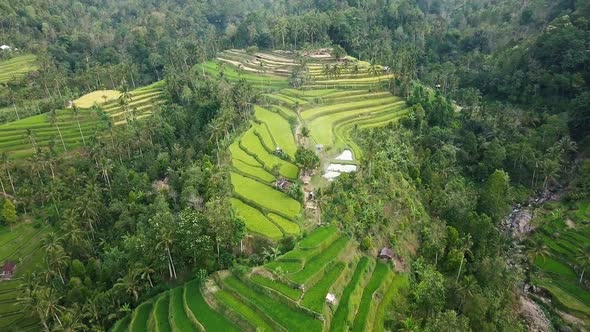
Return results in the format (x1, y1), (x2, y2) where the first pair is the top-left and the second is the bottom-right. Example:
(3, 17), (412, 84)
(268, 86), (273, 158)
(361, 236), (372, 251)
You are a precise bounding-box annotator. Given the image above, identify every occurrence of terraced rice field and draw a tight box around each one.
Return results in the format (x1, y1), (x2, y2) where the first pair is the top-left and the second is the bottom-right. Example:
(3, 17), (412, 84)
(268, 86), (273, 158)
(115, 50), (410, 331)
(531, 200), (590, 321)
(0, 223), (47, 331)
(0, 55), (38, 84)
(115, 224), (408, 331)
(0, 107), (104, 158)
(0, 82), (163, 158)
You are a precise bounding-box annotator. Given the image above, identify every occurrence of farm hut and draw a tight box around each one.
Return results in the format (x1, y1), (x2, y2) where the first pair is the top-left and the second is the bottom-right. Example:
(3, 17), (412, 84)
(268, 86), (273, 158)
(308, 191), (316, 200)
(276, 178), (291, 191)
(275, 146), (283, 153)
(0, 261), (16, 279)
(66, 100), (74, 108)
(378, 248), (394, 261)
(316, 144), (324, 151)
(326, 293), (336, 305)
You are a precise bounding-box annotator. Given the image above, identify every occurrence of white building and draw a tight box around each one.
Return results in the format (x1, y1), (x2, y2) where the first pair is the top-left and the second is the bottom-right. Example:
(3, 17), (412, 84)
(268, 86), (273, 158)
(0, 45), (12, 51)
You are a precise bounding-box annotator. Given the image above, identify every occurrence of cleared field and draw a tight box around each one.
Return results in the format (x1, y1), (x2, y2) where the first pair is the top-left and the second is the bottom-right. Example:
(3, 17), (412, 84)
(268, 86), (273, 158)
(223, 275), (323, 332)
(0, 55), (38, 84)
(185, 280), (239, 331)
(231, 198), (284, 239)
(74, 90), (121, 108)
(231, 172), (301, 219)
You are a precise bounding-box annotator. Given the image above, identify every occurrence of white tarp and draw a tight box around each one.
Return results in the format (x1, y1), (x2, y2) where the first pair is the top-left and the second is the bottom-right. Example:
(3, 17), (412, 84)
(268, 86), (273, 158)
(323, 171), (341, 180)
(327, 164), (357, 173)
(335, 150), (353, 161)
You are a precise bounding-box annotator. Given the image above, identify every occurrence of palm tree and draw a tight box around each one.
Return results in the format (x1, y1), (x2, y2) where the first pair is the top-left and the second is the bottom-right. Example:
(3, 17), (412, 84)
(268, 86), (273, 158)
(115, 269), (142, 303)
(47, 246), (70, 284)
(1, 153), (15, 193)
(25, 128), (38, 151)
(71, 104), (86, 146)
(456, 234), (473, 283)
(528, 238), (550, 264)
(138, 265), (155, 288)
(48, 110), (67, 151)
(37, 287), (65, 328)
(156, 230), (177, 280)
(576, 246), (590, 284)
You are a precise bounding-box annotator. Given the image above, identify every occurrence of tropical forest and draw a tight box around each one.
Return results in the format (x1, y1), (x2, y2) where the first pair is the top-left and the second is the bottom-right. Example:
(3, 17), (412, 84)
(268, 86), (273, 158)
(0, 0), (589, 331)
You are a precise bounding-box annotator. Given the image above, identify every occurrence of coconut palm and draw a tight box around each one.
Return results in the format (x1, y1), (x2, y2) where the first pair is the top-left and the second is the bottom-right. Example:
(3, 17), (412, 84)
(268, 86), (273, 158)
(48, 109), (67, 151)
(456, 234), (473, 283)
(115, 269), (142, 303)
(576, 246), (590, 284)
(1, 152), (15, 193)
(71, 104), (86, 146)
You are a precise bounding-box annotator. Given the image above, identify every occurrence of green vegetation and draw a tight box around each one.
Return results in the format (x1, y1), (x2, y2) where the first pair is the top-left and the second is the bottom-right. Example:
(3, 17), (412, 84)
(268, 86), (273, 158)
(250, 274), (302, 301)
(0, 55), (37, 84)
(184, 280), (239, 332)
(231, 198), (283, 239)
(153, 293), (171, 332)
(129, 301), (153, 332)
(331, 257), (372, 331)
(352, 262), (391, 332)
(301, 262), (345, 312)
(169, 287), (198, 332)
(231, 172), (301, 219)
(374, 274), (409, 332)
(214, 290), (274, 331)
(222, 275), (322, 332)
(289, 236), (349, 285)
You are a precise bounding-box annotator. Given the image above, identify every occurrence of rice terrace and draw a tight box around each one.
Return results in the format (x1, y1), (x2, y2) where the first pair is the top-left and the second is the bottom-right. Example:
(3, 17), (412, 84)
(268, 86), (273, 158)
(110, 49), (412, 331)
(1, 1), (589, 331)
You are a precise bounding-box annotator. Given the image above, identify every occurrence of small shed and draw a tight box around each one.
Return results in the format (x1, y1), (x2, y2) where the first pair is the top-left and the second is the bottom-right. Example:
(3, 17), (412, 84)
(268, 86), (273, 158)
(315, 144), (324, 151)
(276, 178), (291, 191)
(0, 262), (16, 279)
(378, 248), (394, 261)
(326, 293), (336, 305)
(0, 45), (12, 51)
(308, 191), (316, 200)
(65, 100), (74, 108)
